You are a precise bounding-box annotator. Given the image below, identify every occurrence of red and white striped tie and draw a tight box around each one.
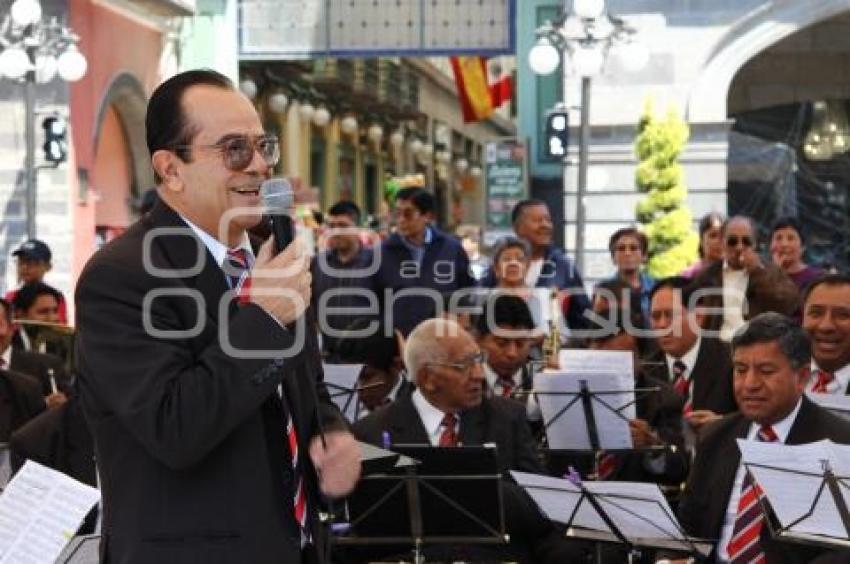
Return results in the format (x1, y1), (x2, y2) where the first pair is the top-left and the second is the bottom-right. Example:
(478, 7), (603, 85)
(225, 248), (252, 304)
(726, 425), (778, 563)
(672, 360), (692, 415)
(285, 403), (309, 543)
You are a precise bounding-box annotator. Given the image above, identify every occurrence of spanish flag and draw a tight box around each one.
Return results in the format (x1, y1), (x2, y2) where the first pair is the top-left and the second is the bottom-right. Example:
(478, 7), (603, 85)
(450, 56), (494, 123)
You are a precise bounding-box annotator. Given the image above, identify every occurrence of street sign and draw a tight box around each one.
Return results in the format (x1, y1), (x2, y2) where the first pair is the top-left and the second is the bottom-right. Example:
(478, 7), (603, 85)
(239, 0), (515, 59)
(483, 138), (527, 247)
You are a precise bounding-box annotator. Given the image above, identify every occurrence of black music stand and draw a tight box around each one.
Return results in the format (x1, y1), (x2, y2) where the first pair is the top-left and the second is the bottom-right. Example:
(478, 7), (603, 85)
(535, 379), (667, 476)
(748, 459), (850, 551)
(515, 475), (711, 564)
(336, 445), (508, 563)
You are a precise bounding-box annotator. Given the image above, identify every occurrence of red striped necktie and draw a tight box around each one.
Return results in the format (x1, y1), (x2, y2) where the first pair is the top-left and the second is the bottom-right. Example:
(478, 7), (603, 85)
(811, 369), (836, 393)
(672, 360), (692, 415)
(498, 379), (515, 398)
(438, 413), (459, 447)
(284, 398), (310, 544)
(726, 425), (779, 563)
(224, 248), (252, 304)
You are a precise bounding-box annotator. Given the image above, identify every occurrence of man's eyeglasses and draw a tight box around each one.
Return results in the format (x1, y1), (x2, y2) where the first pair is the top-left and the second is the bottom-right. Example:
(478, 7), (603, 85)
(173, 134), (280, 172)
(726, 235), (753, 248)
(426, 351), (487, 374)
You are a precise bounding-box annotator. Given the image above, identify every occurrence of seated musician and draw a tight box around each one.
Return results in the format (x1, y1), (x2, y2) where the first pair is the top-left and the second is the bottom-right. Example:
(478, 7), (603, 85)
(675, 313), (850, 564)
(352, 317), (588, 563)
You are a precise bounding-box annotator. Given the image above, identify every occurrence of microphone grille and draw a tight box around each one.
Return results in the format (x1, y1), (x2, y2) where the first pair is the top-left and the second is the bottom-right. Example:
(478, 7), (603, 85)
(260, 177), (294, 212)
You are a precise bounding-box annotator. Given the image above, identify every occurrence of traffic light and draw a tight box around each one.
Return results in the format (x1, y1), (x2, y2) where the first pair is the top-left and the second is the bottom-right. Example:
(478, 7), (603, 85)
(544, 107), (569, 159)
(42, 116), (68, 165)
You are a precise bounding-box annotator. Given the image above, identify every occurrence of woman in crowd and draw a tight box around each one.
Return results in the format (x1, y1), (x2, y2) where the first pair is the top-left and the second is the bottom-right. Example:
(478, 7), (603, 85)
(490, 237), (552, 336)
(681, 212), (724, 278)
(770, 216), (824, 291)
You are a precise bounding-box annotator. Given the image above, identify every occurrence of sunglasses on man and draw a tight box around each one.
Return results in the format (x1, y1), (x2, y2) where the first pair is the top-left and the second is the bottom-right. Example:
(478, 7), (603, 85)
(726, 235), (753, 248)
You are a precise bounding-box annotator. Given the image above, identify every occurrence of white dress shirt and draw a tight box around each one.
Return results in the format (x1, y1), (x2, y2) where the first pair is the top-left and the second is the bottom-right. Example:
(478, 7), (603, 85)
(720, 265), (749, 342)
(715, 398), (803, 562)
(525, 258), (544, 288)
(411, 389), (457, 446)
(483, 363), (541, 421)
(182, 215), (254, 280)
(664, 336), (702, 404)
(805, 361), (850, 395)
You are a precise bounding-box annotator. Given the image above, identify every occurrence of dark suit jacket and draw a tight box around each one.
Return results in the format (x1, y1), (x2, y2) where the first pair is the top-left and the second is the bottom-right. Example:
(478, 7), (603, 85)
(692, 261), (799, 333)
(0, 369), (45, 442)
(678, 396), (850, 562)
(75, 200), (344, 564)
(643, 337), (737, 416)
(9, 349), (69, 396)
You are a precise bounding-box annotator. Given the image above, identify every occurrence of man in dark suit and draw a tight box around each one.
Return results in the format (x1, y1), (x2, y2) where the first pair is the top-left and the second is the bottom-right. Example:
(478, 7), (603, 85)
(0, 298), (68, 409)
(371, 187), (474, 336)
(0, 368), (44, 445)
(353, 318), (587, 563)
(692, 215), (798, 341)
(678, 313), (850, 563)
(75, 69), (360, 564)
(801, 274), (850, 395)
(645, 277), (737, 436)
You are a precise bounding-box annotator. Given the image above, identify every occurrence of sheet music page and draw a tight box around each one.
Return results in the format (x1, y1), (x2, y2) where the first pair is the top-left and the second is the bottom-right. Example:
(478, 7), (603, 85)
(806, 393), (850, 421)
(535, 371), (633, 450)
(584, 481), (682, 540)
(738, 439), (848, 539)
(509, 471), (606, 529)
(322, 363), (364, 422)
(0, 460), (100, 563)
(557, 349), (636, 420)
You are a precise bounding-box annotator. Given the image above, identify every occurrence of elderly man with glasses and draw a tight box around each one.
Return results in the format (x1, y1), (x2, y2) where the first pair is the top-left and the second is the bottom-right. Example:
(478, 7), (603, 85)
(691, 215), (798, 341)
(75, 69), (360, 564)
(353, 317), (588, 563)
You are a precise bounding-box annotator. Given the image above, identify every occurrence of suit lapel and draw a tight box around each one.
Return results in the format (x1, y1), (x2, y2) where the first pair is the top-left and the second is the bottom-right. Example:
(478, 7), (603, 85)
(786, 397), (819, 445)
(459, 403), (486, 447)
(691, 339), (713, 408)
(386, 394), (430, 445)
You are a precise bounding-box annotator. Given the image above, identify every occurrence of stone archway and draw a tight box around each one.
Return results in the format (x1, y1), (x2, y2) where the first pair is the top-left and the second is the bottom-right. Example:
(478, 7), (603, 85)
(687, 0), (850, 124)
(92, 72), (152, 202)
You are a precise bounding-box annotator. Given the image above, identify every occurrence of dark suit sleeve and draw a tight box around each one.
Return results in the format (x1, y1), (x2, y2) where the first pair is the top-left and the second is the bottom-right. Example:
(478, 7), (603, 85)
(509, 404), (545, 475)
(455, 245), (474, 290)
(76, 258), (301, 470)
(563, 265), (590, 330)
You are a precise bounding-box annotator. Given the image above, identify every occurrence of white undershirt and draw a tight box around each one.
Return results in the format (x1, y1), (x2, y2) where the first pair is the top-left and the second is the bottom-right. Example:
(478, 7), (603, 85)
(715, 398), (803, 562)
(525, 258), (544, 288)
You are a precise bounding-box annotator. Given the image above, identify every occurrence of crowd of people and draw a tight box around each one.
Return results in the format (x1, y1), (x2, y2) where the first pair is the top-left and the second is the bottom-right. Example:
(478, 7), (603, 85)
(1, 68), (849, 564)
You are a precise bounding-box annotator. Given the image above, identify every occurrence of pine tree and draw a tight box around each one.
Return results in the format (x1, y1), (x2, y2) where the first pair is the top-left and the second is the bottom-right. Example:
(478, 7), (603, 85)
(634, 100), (699, 277)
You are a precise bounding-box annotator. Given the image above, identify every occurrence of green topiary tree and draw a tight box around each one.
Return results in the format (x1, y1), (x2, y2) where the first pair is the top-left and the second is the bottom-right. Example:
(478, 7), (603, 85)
(634, 99), (699, 278)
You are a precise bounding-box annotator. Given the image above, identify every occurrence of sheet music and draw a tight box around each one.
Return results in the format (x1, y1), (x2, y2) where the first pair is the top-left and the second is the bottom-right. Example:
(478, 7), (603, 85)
(738, 439), (850, 539)
(511, 471), (683, 541)
(556, 349), (636, 420)
(534, 371), (634, 450)
(322, 363), (364, 422)
(0, 460), (100, 563)
(806, 393), (850, 421)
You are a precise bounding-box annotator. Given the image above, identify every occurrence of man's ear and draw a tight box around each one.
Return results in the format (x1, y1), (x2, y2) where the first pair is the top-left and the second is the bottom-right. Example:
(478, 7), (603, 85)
(151, 150), (184, 193)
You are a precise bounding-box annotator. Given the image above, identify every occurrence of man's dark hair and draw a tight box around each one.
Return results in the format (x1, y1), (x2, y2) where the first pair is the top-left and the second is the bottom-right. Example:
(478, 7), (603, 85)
(0, 298), (12, 323)
(771, 216), (805, 245)
(585, 305), (652, 356)
(395, 187), (435, 215)
(731, 312), (810, 370)
(335, 318), (399, 372)
(476, 294), (535, 337)
(649, 276), (700, 310)
(608, 227), (649, 257)
(801, 273), (850, 306)
(13, 281), (62, 314)
(328, 201), (361, 224)
(146, 69), (234, 183)
(511, 198), (547, 226)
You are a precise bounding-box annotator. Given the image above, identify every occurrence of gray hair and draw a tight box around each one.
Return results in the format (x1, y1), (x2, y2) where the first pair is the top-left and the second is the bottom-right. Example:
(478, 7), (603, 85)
(403, 318), (462, 384)
(731, 312), (811, 369)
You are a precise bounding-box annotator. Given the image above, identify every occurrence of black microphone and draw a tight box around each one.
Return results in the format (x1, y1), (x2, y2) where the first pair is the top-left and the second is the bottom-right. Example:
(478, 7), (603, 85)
(260, 177), (295, 254)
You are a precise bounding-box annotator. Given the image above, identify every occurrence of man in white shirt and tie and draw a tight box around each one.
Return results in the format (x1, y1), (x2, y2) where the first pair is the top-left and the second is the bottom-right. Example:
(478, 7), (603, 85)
(802, 274), (850, 395)
(676, 313), (850, 564)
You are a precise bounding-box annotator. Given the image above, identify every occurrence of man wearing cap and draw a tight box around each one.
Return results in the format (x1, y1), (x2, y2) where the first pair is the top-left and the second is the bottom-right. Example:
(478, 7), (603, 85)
(5, 239), (67, 325)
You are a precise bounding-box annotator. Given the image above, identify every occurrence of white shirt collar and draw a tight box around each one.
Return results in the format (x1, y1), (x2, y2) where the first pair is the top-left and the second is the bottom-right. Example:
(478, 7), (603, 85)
(1, 345), (11, 368)
(664, 336), (702, 381)
(411, 389), (455, 446)
(483, 362), (522, 390)
(180, 215), (254, 270)
(807, 360), (850, 394)
(746, 396), (804, 443)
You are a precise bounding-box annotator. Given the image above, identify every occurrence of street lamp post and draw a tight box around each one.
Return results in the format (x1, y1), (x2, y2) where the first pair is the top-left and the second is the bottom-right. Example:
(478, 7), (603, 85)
(0, 0), (87, 239)
(529, 0), (648, 275)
